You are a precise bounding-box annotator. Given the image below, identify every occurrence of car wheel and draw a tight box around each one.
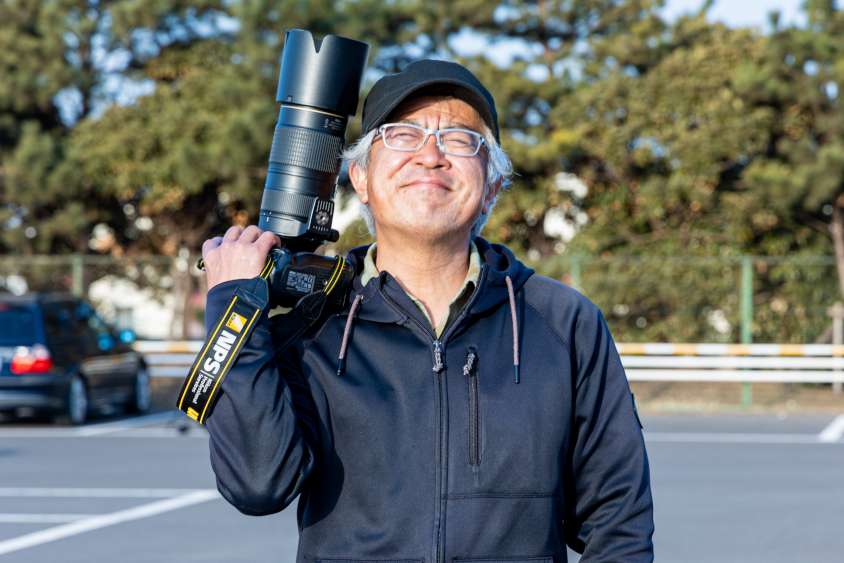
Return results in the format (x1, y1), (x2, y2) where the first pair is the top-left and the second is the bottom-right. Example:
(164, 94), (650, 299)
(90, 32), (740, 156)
(55, 375), (88, 425)
(126, 365), (151, 414)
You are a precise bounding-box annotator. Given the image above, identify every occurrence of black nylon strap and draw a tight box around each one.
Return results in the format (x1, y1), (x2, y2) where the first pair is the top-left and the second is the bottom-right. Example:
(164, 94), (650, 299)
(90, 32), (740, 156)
(176, 256), (275, 423)
(269, 291), (329, 355)
(176, 276), (269, 423)
(177, 253), (347, 423)
(268, 255), (348, 355)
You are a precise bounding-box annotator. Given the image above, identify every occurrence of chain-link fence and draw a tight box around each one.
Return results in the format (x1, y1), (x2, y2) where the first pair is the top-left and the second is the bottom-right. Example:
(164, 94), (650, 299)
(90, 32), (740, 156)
(524, 255), (840, 345)
(2, 253), (841, 344)
(0, 254), (206, 340)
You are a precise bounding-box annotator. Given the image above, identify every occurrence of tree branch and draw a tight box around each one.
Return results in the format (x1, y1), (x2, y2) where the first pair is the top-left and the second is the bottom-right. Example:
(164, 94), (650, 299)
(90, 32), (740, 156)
(796, 211), (830, 235)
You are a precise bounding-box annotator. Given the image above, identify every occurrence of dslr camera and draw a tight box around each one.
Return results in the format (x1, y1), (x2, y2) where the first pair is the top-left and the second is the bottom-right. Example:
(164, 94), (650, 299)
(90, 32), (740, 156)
(207, 30), (370, 311)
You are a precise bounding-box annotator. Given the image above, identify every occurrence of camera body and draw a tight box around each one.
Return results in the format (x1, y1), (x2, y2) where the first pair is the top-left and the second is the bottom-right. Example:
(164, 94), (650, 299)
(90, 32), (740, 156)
(258, 30), (370, 309)
(265, 247), (355, 310)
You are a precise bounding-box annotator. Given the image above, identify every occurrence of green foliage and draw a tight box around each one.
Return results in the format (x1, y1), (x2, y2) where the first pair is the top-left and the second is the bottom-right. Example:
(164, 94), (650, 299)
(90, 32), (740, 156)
(0, 0), (233, 254)
(546, 11), (844, 342)
(5, 0), (844, 344)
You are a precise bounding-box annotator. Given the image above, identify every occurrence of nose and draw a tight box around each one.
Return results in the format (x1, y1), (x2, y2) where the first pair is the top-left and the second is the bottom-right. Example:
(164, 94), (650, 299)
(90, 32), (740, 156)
(414, 132), (449, 166)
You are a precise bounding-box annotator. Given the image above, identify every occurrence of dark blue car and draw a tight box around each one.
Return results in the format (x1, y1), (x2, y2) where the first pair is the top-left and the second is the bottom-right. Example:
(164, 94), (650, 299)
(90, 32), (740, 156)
(0, 293), (150, 424)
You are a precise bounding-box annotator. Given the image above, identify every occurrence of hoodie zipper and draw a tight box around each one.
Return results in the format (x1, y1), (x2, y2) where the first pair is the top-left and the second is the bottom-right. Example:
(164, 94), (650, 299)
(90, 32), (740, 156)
(464, 347), (480, 465)
(434, 339), (444, 563)
(433, 340), (444, 372)
(377, 286), (444, 562)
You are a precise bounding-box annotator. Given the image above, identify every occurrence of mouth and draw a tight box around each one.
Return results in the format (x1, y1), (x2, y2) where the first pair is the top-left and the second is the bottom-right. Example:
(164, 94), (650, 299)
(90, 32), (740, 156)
(402, 177), (452, 191)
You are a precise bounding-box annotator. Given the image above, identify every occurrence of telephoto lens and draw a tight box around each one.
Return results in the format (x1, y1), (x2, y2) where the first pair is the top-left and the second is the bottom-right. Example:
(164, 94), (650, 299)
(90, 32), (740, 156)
(259, 30), (370, 252)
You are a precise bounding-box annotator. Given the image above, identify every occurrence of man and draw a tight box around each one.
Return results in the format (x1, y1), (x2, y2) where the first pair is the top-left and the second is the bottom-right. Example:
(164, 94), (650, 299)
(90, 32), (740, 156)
(200, 60), (654, 562)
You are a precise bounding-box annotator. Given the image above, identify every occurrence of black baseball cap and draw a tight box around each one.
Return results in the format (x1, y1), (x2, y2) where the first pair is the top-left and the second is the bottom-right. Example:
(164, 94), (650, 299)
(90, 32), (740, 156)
(361, 60), (500, 143)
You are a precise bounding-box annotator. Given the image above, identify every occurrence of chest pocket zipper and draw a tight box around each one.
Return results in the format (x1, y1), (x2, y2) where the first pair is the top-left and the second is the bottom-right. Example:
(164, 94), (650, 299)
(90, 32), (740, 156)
(465, 347), (480, 465)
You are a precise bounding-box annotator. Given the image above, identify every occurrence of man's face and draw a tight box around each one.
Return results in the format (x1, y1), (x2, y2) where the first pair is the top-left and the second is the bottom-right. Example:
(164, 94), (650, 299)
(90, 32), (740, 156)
(350, 96), (500, 245)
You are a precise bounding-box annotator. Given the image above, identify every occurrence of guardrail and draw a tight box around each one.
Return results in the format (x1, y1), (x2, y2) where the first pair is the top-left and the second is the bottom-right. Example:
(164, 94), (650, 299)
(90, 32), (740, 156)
(136, 341), (844, 384)
(135, 341), (202, 378)
(617, 343), (844, 383)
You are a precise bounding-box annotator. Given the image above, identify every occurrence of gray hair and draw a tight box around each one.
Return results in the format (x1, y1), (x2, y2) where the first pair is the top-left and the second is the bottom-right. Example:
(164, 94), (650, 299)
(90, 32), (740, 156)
(341, 121), (513, 240)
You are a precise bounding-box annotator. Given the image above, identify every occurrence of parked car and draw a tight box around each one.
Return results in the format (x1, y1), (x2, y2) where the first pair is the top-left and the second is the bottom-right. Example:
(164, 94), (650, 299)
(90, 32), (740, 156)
(0, 292), (150, 424)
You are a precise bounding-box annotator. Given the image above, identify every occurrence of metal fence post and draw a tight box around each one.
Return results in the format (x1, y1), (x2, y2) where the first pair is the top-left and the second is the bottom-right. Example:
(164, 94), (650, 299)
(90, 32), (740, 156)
(828, 302), (844, 395)
(71, 254), (83, 298)
(741, 256), (753, 407)
(571, 255), (581, 293)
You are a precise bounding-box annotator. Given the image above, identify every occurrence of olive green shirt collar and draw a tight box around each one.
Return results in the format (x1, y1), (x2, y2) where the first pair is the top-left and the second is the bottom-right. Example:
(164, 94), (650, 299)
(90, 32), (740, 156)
(359, 241), (483, 337)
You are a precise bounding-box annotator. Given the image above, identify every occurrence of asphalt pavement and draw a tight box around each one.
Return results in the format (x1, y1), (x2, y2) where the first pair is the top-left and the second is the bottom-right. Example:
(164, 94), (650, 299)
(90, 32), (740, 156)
(0, 411), (842, 562)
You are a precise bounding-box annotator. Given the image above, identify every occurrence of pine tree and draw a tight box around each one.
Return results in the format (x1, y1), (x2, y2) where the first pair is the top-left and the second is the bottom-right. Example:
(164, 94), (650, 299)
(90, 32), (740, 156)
(0, 0), (233, 254)
(552, 7), (844, 343)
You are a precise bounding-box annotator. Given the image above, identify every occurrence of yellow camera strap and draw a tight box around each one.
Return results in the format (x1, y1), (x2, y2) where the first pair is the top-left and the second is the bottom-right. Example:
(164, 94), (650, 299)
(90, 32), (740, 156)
(268, 255), (347, 354)
(177, 254), (346, 424)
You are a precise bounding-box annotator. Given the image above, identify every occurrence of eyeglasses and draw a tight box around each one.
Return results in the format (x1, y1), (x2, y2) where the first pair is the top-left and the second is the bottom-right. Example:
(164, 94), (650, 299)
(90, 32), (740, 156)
(376, 123), (486, 156)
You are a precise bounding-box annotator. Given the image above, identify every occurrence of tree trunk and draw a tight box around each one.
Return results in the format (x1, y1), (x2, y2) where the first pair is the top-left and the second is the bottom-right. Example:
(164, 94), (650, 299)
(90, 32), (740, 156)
(169, 265), (189, 341)
(831, 201), (844, 300)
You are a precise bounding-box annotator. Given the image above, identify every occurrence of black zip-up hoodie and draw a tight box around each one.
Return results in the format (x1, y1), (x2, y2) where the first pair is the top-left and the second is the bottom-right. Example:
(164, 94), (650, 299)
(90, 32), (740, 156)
(204, 238), (654, 563)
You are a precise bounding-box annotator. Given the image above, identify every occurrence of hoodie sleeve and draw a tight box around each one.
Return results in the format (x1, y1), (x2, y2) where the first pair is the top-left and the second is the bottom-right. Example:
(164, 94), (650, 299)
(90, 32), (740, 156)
(563, 303), (654, 562)
(203, 280), (318, 516)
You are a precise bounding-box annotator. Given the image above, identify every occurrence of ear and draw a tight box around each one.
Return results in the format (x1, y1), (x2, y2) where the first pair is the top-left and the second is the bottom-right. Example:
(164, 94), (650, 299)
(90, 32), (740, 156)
(482, 178), (503, 215)
(349, 161), (369, 204)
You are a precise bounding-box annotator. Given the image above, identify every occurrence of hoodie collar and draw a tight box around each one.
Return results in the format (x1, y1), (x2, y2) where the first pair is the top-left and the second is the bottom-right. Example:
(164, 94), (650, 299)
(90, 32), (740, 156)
(467, 238), (533, 316)
(344, 238), (533, 327)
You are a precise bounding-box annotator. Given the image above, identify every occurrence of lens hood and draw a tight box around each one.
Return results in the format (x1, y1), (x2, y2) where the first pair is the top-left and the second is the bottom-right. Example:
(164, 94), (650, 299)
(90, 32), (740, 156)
(277, 30), (371, 117)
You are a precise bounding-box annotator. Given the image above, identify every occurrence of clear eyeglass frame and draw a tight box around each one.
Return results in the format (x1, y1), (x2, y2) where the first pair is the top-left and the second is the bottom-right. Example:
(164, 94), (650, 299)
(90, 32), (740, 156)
(376, 123), (486, 157)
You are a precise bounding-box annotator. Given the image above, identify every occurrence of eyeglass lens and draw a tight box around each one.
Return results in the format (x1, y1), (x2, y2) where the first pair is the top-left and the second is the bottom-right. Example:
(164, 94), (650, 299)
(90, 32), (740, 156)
(381, 125), (482, 155)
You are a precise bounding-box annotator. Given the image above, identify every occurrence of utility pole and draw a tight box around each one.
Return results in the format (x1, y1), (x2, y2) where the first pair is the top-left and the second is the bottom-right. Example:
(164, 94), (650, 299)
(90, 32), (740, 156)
(741, 256), (753, 407)
(828, 302), (844, 395)
(71, 254), (83, 298)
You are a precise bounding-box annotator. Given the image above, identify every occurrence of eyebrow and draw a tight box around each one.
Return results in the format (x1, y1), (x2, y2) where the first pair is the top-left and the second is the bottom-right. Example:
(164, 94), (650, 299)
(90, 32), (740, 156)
(396, 118), (479, 132)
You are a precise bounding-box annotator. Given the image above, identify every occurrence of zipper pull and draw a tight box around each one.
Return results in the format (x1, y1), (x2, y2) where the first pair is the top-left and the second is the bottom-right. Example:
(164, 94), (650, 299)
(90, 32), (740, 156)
(432, 339), (444, 373)
(464, 347), (476, 376)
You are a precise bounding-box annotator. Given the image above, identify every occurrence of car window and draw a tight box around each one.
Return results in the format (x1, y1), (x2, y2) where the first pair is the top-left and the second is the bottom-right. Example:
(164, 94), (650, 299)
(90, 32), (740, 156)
(0, 304), (38, 345)
(74, 303), (111, 338)
(71, 302), (117, 351)
(43, 304), (77, 341)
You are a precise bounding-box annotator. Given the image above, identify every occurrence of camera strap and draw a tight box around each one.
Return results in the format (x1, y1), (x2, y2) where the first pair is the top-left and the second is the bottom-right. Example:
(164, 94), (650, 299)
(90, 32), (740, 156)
(269, 254), (348, 353)
(177, 254), (347, 424)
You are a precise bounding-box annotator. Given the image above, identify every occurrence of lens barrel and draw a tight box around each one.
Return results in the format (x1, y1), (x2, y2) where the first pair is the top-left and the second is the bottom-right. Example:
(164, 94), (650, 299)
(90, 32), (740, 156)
(259, 30), (370, 252)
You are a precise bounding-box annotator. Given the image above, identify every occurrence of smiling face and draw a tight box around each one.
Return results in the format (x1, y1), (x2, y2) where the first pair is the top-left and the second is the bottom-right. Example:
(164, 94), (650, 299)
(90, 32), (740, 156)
(350, 96), (500, 246)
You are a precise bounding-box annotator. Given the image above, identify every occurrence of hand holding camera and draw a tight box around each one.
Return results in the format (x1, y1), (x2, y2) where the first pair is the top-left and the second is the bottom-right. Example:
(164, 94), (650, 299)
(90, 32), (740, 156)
(201, 226), (281, 291)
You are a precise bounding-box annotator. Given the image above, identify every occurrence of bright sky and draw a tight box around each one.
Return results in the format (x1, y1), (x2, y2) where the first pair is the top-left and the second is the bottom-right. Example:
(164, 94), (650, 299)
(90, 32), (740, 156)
(662, 0), (807, 31)
(449, 0), (811, 70)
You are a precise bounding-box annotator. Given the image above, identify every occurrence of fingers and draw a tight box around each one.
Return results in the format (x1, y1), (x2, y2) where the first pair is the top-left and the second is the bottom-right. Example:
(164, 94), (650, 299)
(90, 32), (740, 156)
(201, 226), (279, 290)
(253, 230), (281, 254)
(202, 237), (223, 254)
(210, 226), (269, 249)
(222, 226), (244, 242)
(238, 225), (264, 244)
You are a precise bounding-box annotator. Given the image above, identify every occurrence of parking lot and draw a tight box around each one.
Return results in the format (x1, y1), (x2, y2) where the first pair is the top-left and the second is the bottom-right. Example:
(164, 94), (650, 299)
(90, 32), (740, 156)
(0, 411), (842, 562)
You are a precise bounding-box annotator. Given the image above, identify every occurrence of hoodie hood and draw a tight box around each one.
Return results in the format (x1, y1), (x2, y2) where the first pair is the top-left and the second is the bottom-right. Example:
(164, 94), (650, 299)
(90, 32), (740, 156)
(344, 237), (533, 322)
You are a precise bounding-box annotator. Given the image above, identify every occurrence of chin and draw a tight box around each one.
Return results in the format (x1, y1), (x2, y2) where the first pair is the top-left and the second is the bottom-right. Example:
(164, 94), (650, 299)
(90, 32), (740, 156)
(398, 217), (472, 241)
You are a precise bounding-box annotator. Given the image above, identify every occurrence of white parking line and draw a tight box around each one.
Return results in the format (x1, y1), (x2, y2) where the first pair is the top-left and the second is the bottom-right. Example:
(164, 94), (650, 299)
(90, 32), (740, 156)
(644, 432), (843, 444)
(0, 514), (89, 523)
(0, 411), (193, 438)
(0, 489), (220, 556)
(72, 411), (181, 436)
(0, 488), (203, 498)
(818, 414), (844, 443)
